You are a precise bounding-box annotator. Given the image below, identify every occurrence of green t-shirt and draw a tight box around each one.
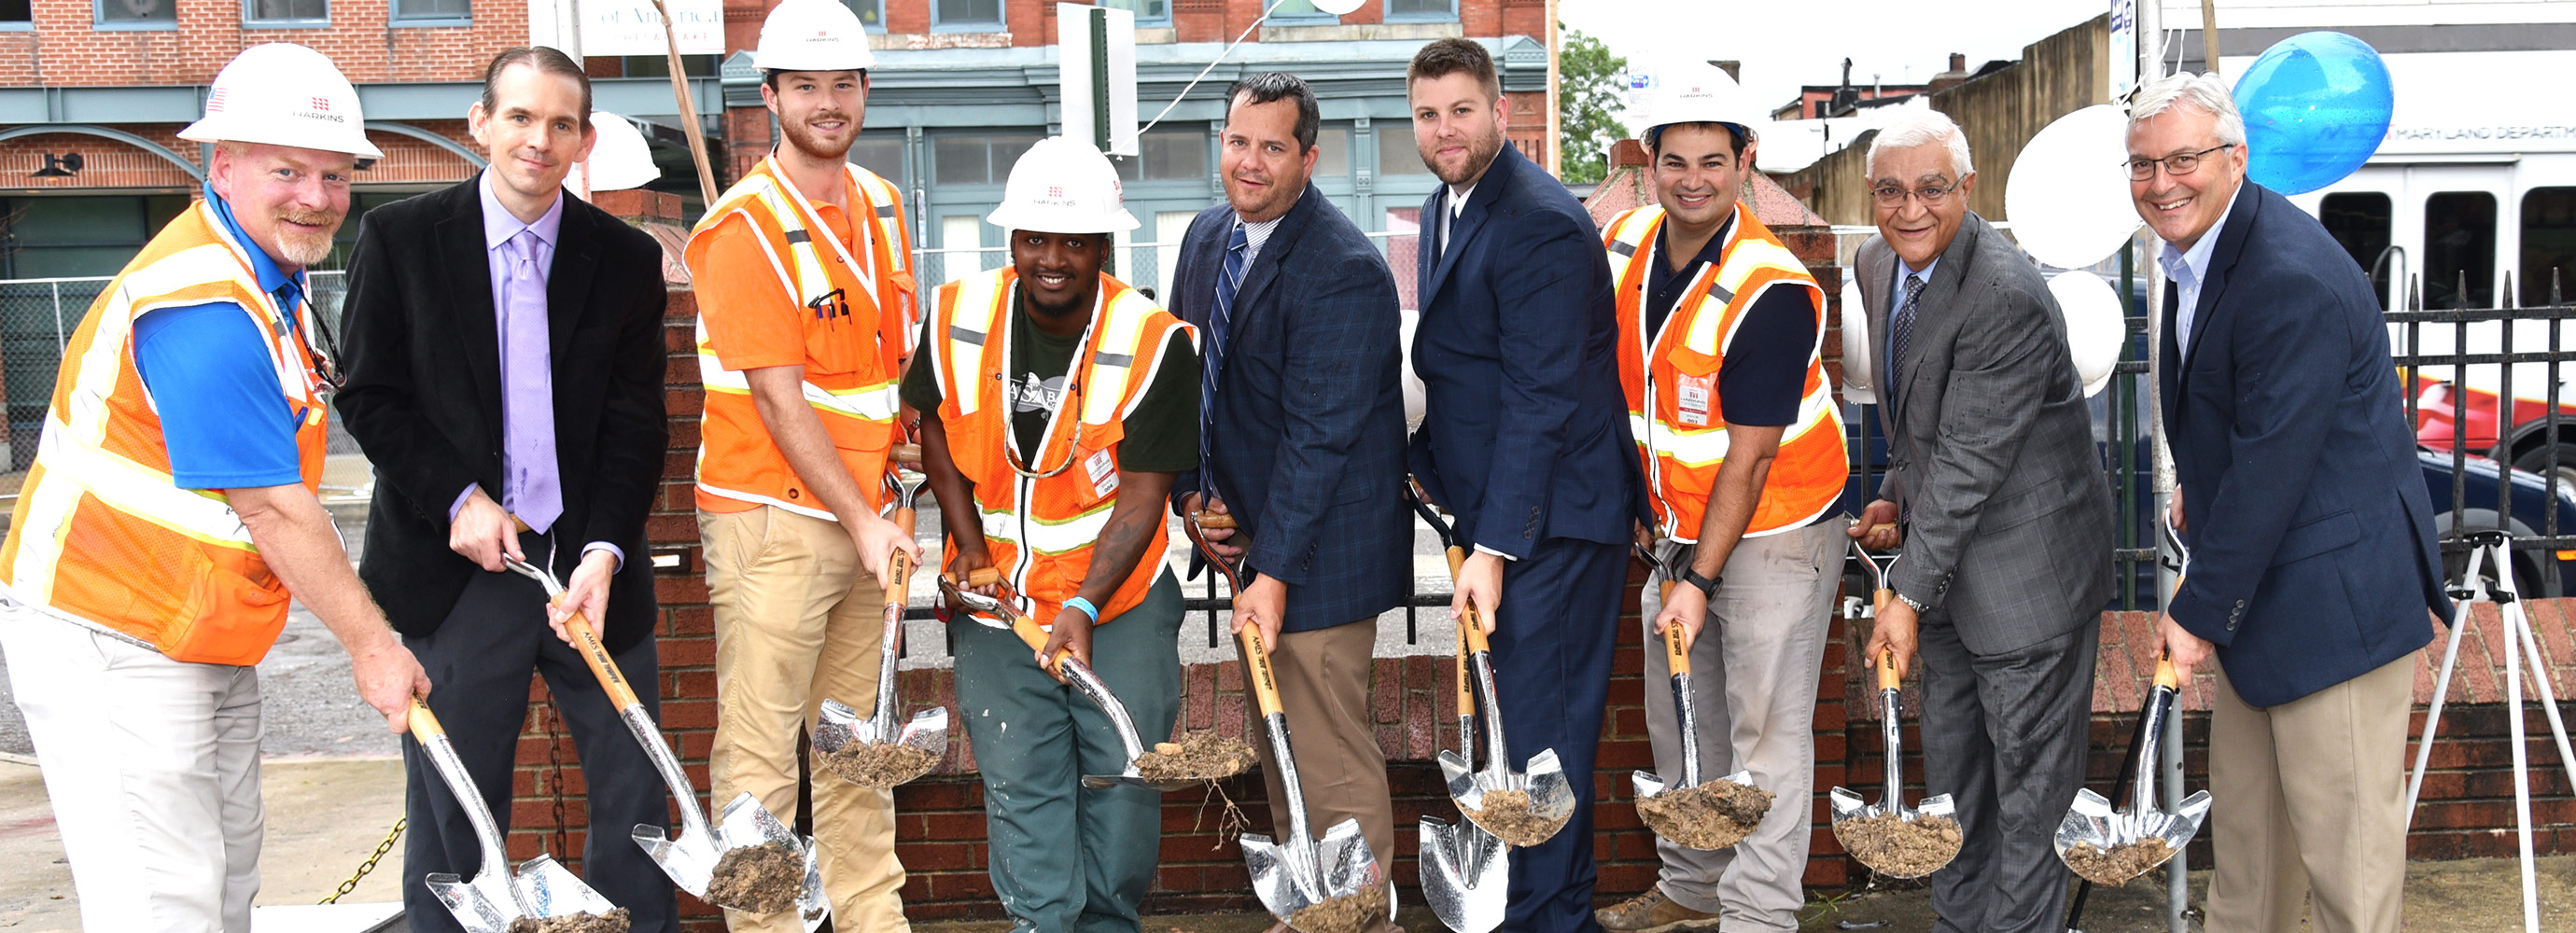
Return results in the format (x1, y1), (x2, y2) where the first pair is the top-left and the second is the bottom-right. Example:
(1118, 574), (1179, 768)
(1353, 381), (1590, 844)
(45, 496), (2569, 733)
(902, 289), (1200, 474)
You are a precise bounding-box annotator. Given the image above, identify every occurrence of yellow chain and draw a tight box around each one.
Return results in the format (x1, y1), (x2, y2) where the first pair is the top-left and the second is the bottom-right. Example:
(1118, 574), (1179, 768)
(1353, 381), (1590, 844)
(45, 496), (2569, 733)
(318, 816), (406, 905)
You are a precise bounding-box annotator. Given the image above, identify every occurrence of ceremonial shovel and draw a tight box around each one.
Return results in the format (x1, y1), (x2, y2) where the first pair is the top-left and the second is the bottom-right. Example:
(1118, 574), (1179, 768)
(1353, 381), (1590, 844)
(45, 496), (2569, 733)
(501, 525), (826, 928)
(1181, 520), (1390, 931)
(408, 696), (621, 933)
(2054, 519), (2209, 886)
(1627, 543), (1763, 849)
(937, 570), (1197, 792)
(1827, 543), (1958, 878)
(815, 446), (949, 787)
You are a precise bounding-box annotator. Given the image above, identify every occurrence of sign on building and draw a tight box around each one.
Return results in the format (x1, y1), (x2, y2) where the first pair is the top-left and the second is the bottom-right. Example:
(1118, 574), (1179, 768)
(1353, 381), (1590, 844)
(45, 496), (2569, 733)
(582, 0), (723, 57)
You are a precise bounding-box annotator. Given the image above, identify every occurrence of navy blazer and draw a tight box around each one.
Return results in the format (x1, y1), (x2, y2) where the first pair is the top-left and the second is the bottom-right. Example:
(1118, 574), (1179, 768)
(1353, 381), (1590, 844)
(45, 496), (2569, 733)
(2161, 181), (2445, 706)
(1407, 145), (1641, 555)
(1169, 184), (1412, 630)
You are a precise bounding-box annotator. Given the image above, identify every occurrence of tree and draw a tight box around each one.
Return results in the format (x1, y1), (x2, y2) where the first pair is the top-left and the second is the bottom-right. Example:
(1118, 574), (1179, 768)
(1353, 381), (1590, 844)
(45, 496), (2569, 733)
(1558, 25), (1628, 186)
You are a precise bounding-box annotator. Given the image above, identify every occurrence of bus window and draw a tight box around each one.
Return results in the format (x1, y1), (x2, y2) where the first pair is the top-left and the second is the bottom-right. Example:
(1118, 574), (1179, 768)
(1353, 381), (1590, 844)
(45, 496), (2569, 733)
(2526, 187), (2576, 306)
(2322, 192), (2392, 309)
(2426, 191), (2498, 309)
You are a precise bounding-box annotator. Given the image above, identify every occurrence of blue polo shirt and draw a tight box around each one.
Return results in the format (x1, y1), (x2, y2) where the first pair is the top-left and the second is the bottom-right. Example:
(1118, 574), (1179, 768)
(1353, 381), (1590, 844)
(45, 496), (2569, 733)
(128, 184), (310, 491)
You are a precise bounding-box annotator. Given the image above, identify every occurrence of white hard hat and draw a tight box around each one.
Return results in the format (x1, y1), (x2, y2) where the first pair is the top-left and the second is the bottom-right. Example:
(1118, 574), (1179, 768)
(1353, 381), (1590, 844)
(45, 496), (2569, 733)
(1632, 61), (1767, 146)
(987, 137), (1141, 235)
(755, 0), (875, 73)
(579, 112), (662, 193)
(179, 43), (383, 159)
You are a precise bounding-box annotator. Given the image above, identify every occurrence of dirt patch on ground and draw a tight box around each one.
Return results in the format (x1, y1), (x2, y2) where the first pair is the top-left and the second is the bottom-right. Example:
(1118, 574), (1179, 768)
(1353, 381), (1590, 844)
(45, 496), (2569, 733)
(1835, 812), (1963, 879)
(1459, 788), (1569, 847)
(1137, 732), (1257, 783)
(819, 742), (939, 788)
(705, 840), (804, 914)
(2062, 837), (2173, 886)
(1637, 778), (1774, 850)
(507, 909), (632, 933)
(1285, 884), (1387, 933)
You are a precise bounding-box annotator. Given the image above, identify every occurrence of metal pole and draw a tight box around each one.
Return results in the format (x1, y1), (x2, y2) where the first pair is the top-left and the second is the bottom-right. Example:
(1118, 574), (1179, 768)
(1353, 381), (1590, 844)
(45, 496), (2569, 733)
(2133, 3), (2190, 930)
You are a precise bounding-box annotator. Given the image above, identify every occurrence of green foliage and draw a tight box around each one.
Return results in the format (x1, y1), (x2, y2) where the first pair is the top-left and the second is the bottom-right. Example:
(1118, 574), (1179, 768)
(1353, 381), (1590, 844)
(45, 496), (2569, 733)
(1557, 24), (1629, 186)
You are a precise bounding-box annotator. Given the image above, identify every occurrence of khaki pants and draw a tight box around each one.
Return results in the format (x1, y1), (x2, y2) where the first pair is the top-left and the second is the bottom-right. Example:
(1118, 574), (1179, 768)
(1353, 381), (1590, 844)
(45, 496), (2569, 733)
(700, 506), (907, 933)
(2205, 653), (2416, 933)
(1248, 618), (1401, 933)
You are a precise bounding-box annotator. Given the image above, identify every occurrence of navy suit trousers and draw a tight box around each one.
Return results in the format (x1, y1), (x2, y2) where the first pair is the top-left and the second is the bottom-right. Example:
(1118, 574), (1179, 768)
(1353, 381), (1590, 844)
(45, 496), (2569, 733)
(1487, 536), (1625, 933)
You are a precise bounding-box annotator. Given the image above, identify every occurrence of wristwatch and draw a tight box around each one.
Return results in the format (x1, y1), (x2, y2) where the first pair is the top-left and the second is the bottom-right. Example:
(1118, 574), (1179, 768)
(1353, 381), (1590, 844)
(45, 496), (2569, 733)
(1678, 567), (1722, 600)
(1895, 592), (1931, 613)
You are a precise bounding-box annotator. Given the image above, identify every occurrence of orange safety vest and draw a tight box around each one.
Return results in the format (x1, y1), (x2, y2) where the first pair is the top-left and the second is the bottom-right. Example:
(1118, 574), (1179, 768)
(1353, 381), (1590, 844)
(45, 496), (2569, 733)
(926, 267), (1196, 627)
(1605, 202), (1846, 543)
(685, 155), (917, 518)
(0, 200), (331, 666)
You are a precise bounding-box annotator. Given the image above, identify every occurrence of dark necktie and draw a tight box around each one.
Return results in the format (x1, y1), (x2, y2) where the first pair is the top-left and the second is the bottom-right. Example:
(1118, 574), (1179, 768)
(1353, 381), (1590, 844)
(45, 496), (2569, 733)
(1888, 272), (1924, 410)
(1199, 222), (1250, 477)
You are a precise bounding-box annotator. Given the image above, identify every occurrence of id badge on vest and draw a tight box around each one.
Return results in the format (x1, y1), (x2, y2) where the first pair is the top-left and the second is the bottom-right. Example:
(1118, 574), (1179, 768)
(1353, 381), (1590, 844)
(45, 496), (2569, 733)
(1085, 448), (1120, 498)
(1676, 373), (1715, 427)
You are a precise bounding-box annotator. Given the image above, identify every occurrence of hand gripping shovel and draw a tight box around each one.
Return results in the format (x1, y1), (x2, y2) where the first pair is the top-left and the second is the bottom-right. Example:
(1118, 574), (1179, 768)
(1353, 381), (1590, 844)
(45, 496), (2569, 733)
(1179, 523), (1391, 932)
(2055, 519), (2210, 887)
(937, 571), (1197, 792)
(1403, 484), (1575, 847)
(815, 449), (949, 788)
(408, 696), (622, 933)
(1628, 545), (1765, 850)
(1396, 492), (1507, 933)
(1827, 544), (1959, 879)
(499, 530), (827, 929)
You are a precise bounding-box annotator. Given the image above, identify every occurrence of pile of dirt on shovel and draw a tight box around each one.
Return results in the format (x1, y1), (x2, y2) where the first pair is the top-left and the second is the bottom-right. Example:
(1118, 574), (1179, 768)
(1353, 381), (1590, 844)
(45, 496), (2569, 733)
(705, 840), (804, 914)
(819, 742), (940, 788)
(1135, 732), (1257, 782)
(1834, 811), (1964, 878)
(2062, 837), (2173, 886)
(1637, 778), (1775, 850)
(1459, 788), (1571, 847)
(507, 910), (631, 933)
(1286, 884), (1389, 933)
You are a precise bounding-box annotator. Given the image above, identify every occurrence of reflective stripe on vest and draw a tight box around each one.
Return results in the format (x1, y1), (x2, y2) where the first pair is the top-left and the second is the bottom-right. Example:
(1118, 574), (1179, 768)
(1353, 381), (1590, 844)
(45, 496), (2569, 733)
(928, 268), (1197, 626)
(1607, 203), (1847, 543)
(0, 202), (329, 665)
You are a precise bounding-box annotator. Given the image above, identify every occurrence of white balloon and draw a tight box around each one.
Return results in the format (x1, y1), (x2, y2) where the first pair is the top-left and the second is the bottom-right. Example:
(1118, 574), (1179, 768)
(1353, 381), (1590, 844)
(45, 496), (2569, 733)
(575, 111), (662, 195)
(2005, 104), (2141, 270)
(1399, 307), (1427, 433)
(2047, 271), (2126, 397)
(1839, 272), (1877, 404)
(1311, 0), (1365, 13)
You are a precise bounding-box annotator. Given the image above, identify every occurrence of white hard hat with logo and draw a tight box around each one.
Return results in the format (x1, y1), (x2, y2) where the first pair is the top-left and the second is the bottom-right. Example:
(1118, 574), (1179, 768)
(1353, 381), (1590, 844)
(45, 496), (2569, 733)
(987, 137), (1141, 235)
(179, 43), (383, 159)
(756, 0), (876, 73)
(579, 111), (662, 193)
(1632, 61), (1767, 146)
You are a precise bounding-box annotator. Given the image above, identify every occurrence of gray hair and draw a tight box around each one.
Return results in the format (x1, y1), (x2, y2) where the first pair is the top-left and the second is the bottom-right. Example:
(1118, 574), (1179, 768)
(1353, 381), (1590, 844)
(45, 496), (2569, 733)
(2128, 73), (2247, 146)
(1865, 108), (1973, 181)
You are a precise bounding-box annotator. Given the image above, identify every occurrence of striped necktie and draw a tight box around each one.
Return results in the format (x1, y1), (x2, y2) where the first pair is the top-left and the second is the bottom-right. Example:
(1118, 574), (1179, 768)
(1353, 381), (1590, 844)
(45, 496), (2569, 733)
(1198, 221), (1250, 479)
(1888, 272), (1924, 410)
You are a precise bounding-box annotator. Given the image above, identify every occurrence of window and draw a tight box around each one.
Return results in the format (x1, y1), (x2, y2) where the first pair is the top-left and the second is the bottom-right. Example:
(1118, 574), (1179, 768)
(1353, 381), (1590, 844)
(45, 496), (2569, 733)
(844, 0), (883, 29)
(245, 0), (326, 22)
(1115, 130), (1205, 182)
(932, 133), (1039, 185)
(391, 0), (466, 21)
(2320, 192), (2391, 310)
(939, 216), (985, 285)
(1267, 0), (1336, 21)
(1098, 0), (1165, 23)
(2425, 191), (2498, 310)
(1312, 128), (1350, 177)
(1, 0), (30, 27)
(95, 0), (175, 26)
(1383, 0), (1454, 20)
(848, 135), (904, 183)
(1377, 129), (1427, 175)
(2523, 188), (2576, 307)
(933, 0), (1001, 30)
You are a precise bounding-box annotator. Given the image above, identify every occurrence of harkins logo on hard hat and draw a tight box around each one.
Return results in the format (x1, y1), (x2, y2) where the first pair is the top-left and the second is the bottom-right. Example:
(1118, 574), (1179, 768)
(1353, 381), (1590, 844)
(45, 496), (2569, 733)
(310, 96), (332, 112)
(1047, 186), (1065, 198)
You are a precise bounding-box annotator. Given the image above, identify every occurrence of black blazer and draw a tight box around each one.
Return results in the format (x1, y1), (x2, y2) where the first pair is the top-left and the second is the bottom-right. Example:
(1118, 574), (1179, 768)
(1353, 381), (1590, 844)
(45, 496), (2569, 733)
(2160, 181), (2444, 705)
(1407, 144), (1643, 555)
(1168, 184), (1410, 631)
(337, 174), (670, 653)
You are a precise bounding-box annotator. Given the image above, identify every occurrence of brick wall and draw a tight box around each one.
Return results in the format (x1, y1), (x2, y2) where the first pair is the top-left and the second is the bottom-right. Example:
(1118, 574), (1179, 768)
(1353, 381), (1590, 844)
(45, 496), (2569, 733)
(0, 119), (482, 194)
(10, 0), (525, 87)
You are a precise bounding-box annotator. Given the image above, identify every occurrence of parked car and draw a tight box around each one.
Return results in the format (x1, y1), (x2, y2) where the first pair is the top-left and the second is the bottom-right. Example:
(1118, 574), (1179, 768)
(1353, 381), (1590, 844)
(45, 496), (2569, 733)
(2408, 373), (2576, 489)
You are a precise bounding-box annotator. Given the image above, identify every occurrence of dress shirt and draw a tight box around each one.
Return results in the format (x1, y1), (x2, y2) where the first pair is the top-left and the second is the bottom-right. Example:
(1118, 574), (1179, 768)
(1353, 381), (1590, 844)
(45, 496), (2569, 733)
(1236, 214), (1284, 268)
(2158, 187), (2240, 356)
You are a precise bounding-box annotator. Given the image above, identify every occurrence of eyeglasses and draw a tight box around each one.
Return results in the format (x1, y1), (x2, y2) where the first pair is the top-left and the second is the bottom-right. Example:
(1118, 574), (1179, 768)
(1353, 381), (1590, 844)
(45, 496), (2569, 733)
(2126, 144), (2233, 181)
(1870, 181), (1959, 207)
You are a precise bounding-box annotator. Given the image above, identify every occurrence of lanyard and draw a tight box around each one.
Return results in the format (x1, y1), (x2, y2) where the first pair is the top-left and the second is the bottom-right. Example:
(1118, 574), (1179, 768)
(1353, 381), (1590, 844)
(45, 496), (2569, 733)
(999, 285), (1104, 480)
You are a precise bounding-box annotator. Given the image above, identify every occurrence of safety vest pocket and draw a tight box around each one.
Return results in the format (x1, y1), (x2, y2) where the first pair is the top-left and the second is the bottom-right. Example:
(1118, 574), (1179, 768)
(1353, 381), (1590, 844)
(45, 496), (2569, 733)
(155, 543), (290, 667)
(799, 291), (868, 376)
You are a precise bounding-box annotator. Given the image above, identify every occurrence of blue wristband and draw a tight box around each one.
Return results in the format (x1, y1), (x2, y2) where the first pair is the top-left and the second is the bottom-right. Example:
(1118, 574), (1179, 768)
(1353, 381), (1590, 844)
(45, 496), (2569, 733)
(1060, 596), (1099, 624)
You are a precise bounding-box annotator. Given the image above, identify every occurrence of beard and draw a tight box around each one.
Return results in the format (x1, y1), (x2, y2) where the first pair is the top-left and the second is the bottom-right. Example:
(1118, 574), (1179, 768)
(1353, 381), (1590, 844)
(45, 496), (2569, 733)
(273, 209), (341, 267)
(777, 113), (856, 161)
(1429, 127), (1505, 188)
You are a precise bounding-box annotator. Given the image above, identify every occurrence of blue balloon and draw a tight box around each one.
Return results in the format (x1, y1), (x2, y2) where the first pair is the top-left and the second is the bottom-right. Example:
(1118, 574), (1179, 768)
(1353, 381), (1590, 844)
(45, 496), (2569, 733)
(2230, 32), (2395, 195)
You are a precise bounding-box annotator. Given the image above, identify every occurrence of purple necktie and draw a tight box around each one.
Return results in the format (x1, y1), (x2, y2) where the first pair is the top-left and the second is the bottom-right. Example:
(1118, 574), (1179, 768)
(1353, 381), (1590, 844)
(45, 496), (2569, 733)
(502, 229), (562, 533)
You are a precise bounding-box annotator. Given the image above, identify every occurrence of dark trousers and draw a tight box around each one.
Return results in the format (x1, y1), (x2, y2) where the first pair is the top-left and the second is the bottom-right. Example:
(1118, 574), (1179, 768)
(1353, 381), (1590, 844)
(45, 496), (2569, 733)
(1486, 536), (1625, 933)
(400, 555), (677, 933)
(1916, 614), (2098, 933)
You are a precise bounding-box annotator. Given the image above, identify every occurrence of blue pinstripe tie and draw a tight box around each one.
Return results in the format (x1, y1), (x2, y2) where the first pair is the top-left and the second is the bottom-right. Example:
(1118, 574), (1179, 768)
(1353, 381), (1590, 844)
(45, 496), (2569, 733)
(1199, 222), (1249, 476)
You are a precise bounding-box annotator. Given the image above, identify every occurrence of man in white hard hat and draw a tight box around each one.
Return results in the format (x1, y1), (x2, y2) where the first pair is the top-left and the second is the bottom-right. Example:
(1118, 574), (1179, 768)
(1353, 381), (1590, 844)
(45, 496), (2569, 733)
(903, 136), (1199, 933)
(682, 0), (922, 927)
(1593, 63), (1847, 933)
(335, 47), (677, 933)
(0, 43), (431, 933)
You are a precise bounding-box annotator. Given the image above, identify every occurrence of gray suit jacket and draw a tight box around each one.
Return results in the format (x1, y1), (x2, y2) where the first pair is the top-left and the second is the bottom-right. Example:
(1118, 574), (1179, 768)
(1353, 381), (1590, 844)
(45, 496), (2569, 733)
(1857, 212), (2114, 655)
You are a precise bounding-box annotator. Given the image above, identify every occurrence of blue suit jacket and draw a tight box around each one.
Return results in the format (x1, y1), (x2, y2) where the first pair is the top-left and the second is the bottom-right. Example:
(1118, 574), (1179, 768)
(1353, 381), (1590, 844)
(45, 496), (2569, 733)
(1407, 145), (1641, 555)
(1169, 184), (1411, 630)
(2161, 181), (2446, 706)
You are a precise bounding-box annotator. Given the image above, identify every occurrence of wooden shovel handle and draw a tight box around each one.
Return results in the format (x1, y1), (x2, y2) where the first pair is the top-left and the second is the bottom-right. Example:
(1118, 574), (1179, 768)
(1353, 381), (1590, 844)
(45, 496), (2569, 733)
(1192, 510), (1238, 530)
(563, 605), (644, 710)
(1444, 546), (1492, 655)
(965, 566), (1001, 588)
(1238, 624), (1287, 718)
(407, 694), (445, 738)
(1662, 616), (1690, 676)
(884, 508), (917, 609)
(890, 442), (922, 466)
(2153, 653), (2179, 690)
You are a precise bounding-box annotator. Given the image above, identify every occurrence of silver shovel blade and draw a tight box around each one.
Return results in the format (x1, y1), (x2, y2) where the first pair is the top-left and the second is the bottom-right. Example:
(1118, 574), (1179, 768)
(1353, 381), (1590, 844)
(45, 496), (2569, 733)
(1417, 816), (1507, 933)
(814, 698), (867, 751)
(1918, 792), (1957, 820)
(1240, 832), (1323, 921)
(1437, 749), (1481, 809)
(816, 699), (949, 788)
(1827, 785), (1874, 822)
(518, 854), (620, 919)
(632, 820), (721, 898)
(1316, 816), (1386, 903)
(426, 870), (515, 933)
(1521, 749), (1575, 824)
(711, 791), (829, 931)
